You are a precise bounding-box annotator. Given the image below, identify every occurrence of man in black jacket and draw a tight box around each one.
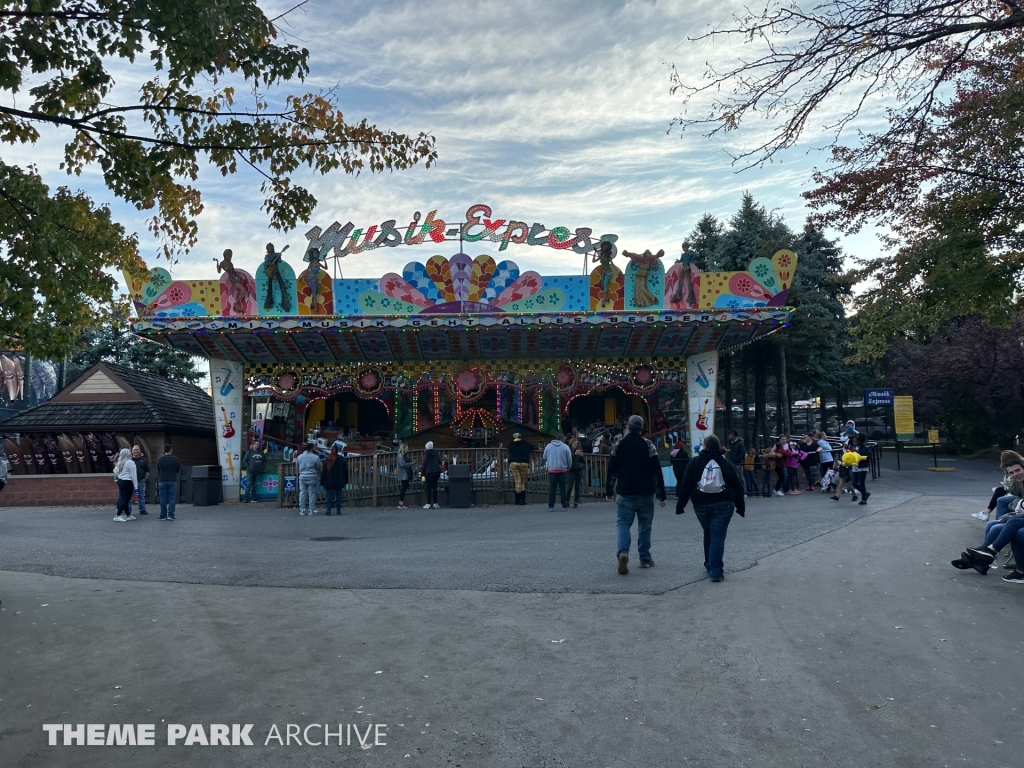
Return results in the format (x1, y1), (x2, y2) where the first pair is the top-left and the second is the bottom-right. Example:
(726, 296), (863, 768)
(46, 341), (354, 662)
(677, 434), (746, 582)
(727, 430), (745, 466)
(605, 415), (666, 575)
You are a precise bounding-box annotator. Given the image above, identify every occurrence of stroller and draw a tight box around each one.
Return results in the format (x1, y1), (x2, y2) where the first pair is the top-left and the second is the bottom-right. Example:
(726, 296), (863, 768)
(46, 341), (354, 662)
(819, 467), (838, 494)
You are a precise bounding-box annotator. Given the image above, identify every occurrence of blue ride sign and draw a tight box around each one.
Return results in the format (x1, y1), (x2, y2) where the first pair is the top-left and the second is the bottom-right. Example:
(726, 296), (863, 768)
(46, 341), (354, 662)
(864, 388), (895, 407)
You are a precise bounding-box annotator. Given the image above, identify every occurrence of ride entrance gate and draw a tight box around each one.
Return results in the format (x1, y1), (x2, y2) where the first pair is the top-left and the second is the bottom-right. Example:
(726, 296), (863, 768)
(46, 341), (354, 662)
(131, 203), (796, 503)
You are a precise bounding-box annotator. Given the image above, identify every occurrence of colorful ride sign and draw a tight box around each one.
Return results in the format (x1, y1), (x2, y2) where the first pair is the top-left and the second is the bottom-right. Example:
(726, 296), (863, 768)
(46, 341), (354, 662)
(302, 203), (620, 259)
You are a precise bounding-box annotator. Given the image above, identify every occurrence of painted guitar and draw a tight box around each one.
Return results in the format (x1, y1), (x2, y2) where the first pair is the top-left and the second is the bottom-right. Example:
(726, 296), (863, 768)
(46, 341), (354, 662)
(224, 451), (236, 480)
(695, 398), (710, 431)
(220, 407), (236, 439)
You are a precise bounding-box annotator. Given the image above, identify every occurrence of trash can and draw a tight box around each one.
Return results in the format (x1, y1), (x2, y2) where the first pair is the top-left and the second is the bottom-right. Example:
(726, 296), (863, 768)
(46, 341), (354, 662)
(448, 463), (472, 508)
(191, 465), (223, 506)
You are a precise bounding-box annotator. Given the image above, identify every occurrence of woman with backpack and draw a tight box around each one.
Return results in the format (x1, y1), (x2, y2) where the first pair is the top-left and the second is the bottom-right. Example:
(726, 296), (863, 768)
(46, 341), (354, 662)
(675, 434), (746, 582)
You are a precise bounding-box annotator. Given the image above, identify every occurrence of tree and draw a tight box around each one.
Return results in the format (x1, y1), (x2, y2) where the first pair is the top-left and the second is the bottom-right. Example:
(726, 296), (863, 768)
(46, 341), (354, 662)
(0, 0), (437, 358)
(886, 314), (1024, 451)
(686, 196), (860, 445)
(71, 313), (203, 384)
(669, 1), (1024, 358)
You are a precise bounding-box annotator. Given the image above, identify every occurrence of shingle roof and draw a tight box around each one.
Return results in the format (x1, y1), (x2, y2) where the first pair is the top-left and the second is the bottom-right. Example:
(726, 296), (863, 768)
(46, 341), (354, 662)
(0, 363), (214, 434)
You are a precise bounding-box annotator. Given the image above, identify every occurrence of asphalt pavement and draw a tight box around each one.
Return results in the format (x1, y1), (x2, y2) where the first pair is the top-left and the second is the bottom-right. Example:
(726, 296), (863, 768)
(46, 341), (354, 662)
(1, 453), (1022, 767)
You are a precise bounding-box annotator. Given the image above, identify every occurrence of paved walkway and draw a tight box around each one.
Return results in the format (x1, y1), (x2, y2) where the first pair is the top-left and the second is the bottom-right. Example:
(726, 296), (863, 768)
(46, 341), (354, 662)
(1, 456), (1022, 766)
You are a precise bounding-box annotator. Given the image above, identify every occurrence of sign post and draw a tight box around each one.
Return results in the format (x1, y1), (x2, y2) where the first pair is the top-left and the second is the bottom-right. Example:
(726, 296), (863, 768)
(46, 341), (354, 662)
(928, 428), (940, 469)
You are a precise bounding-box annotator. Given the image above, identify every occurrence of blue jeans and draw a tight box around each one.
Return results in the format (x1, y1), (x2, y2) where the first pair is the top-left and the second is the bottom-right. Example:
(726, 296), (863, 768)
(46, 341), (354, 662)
(743, 469), (757, 494)
(988, 516), (1024, 552)
(616, 494), (655, 562)
(325, 487), (343, 513)
(244, 471), (258, 502)
(131, 479), (147, 513)
(761, 470), (772, 497)
(158, 480), (177, 519)
(693, 501), (735, 580)
(298, 477), (319, 512)
(995, 495), (1016, 517)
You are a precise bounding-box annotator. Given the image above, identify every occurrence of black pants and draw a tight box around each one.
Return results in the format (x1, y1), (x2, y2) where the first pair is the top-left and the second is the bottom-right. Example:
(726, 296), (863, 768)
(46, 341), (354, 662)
(115, 479), (134, 515)
(774, 467), (788, 493)
(548, 473), (569, 508)
(425, 474), (440, 505)
(988, 486), (1008, 511)
(400, 479), (410, 503)
(569, 470), (584, 504)
(851, 470), (868, 498)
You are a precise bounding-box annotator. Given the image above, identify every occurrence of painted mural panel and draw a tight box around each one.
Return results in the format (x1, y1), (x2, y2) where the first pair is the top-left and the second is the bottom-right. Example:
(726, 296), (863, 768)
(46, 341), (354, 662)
(211, 360), (244, 500)
(686, 351), (719, 450)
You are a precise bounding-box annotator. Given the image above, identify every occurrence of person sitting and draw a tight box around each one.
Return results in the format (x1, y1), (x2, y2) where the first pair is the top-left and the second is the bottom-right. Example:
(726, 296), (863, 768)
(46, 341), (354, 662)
(972, 450), (1024, 521)
(954, 508), (1024, 575)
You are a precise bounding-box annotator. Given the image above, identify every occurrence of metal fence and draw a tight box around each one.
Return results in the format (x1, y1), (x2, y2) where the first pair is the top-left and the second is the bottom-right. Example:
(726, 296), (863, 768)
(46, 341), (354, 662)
(277, 447), (616, 508)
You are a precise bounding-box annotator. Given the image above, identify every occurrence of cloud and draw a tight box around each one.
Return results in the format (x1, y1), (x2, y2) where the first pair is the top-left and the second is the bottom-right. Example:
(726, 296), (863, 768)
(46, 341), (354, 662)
(8, 0), (887, 288)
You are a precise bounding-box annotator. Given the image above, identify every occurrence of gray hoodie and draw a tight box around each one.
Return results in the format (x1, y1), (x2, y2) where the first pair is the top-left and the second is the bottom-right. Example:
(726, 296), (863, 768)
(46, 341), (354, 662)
(543, 440), (573, 472)
(295, 450), (322, 480)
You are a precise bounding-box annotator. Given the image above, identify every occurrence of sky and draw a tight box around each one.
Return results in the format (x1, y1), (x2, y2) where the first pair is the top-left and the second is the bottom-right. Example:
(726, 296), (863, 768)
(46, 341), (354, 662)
(12, 0), (886, 285)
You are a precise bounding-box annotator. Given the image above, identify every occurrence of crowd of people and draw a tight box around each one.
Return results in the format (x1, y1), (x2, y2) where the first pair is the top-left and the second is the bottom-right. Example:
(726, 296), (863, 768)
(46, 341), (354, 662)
(668, 423), (871, 506)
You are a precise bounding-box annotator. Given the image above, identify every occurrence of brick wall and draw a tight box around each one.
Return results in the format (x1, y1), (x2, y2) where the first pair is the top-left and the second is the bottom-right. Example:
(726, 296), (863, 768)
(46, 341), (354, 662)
(0, 474), (120, 507)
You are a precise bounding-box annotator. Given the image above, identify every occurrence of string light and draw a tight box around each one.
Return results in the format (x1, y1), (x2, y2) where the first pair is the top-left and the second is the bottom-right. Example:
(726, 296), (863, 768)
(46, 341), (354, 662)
(412, 388), (419, 434)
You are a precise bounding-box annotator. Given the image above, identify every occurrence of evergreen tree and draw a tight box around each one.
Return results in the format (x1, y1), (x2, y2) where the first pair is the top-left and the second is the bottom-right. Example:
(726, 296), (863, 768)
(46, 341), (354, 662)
(684, 213), (724, 271)
(71, 315), (203, 385)
(714, 193), (794, 271)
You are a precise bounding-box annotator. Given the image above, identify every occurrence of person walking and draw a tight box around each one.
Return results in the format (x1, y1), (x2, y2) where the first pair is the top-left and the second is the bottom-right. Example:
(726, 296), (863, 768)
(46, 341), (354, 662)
(675, 433), (745, 582)
(773, 439), (790, 496)
(832, 443), (861, 502)
(112, 447), (137, 522)
(760, 445), (777, 498)
(743, 448), (758, 497)
(242, 439), (265, 503)
(851, 433), (871, 505)
(727, 430), (745, 467)
(421, 441), (441, 509)
(543, 432), (573, 511)
(815, 431), (834, 491)
(295, 443), (322, 515)
(396, 442), (414, 508)
(782, 435), (801, 495)
(321, 444), (348, 515)
(605, 415), (666, 574)
(568, 441), (586, 508)
(129, 445), (150, 515)
(508, 432), (535, 506)
(156, 444), (181, 520)
(670, 439), (690, 496)
(798, 433), (818, 490)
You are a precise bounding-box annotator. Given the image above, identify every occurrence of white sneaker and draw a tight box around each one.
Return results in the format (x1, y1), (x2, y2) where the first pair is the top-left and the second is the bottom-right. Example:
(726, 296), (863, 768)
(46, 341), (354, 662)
(126, 515), (136, 521)
(299, 510), (307, 516)
(311, 509), (319, 515)
(423, 503), (431, 509)
(774, 491), (784, 497)
(113, 515), (126, 522)
(432, 503), (440, 508)
(972, 511), (989, 520)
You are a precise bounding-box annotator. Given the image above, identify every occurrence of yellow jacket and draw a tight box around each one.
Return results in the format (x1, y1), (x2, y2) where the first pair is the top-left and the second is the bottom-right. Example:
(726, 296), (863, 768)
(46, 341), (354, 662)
(841, 450), (860, 468)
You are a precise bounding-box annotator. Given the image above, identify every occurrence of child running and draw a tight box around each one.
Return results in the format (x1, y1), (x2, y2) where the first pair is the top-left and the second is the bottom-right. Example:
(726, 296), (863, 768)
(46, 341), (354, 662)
(832, 444), (861, 502)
